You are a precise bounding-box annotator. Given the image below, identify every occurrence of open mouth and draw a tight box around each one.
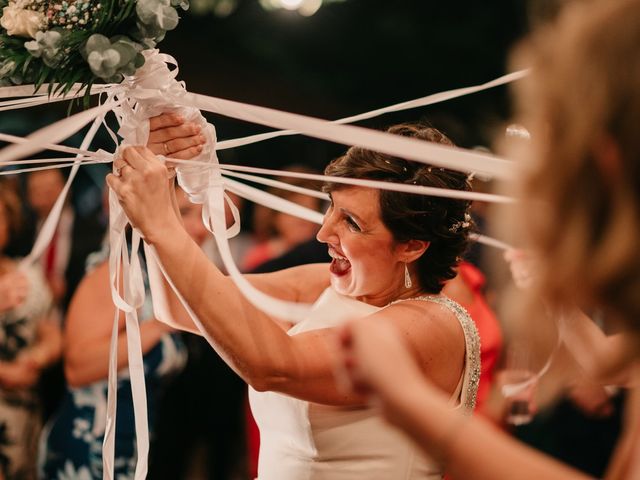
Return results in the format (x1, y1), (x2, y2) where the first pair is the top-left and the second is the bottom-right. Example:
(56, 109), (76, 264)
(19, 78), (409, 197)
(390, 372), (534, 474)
(328, 247), (351, 276)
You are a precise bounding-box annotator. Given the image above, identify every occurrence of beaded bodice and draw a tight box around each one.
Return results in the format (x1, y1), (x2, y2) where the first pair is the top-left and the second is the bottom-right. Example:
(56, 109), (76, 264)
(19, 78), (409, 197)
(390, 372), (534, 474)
(388, 294), (481, 412)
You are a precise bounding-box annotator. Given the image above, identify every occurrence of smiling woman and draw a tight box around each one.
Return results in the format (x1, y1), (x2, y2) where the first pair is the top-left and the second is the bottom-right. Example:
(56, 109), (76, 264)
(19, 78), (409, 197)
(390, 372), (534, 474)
(321, 124), (473, 303)
(106, 120), (480, 479)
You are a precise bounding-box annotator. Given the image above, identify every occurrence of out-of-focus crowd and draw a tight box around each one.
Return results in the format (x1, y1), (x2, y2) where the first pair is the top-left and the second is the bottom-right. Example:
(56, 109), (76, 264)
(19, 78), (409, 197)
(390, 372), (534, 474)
(0, 157), (624, 480)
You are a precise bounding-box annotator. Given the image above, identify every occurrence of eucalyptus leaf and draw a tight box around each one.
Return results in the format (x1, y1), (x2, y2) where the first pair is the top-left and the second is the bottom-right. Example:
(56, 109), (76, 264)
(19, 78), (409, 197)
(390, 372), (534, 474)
(85, 34), (111, 53)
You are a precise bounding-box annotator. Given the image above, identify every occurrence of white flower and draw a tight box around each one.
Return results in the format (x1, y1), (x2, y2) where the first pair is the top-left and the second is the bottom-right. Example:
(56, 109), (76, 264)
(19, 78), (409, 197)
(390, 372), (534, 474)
(57, 461), (93, 480)
(1, 2), (45, 38)
(25, 30), (64, 66)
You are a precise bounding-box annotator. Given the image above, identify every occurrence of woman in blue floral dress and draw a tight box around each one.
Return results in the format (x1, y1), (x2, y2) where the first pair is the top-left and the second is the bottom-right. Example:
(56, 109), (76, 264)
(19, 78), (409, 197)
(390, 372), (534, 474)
(0, 184), (61, 480)
(37, 242), (188, 479)
(39, 185), (211, 479)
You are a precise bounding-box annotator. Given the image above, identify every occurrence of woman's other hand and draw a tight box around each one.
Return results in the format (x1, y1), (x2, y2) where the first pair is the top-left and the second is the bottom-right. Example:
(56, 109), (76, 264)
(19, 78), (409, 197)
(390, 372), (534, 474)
(147, 113), (206, 160)
(568, 381), (616, 418)
(107, 146), (181, 243)
(503, 249), (537, 290)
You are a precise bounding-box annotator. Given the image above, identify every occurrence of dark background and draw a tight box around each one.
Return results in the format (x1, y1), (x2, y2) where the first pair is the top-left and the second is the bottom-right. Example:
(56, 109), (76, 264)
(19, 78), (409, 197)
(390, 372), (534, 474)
(1, 0), (543, 208)
(161, 0), (530, 171)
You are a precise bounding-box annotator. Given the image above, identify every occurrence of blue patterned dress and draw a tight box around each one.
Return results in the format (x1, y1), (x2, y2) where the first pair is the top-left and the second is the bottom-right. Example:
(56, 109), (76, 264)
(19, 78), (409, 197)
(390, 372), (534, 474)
(38, 258), (187, 480)
(0, 263), (52, 480)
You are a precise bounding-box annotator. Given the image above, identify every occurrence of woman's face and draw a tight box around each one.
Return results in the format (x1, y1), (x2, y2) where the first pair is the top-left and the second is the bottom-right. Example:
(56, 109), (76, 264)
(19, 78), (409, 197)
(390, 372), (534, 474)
(27, 169), (64, 219)
(316, 187), (408, 305)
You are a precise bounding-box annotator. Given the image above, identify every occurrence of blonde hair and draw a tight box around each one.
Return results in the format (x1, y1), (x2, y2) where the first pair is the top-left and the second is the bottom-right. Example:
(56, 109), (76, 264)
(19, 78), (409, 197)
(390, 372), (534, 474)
(508, 0), (640, 333)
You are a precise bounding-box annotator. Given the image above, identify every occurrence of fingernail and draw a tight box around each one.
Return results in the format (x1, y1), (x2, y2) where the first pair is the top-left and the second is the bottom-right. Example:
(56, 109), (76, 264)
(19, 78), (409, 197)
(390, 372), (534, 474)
(198, 135), (206, 143)
(194, 124), (202, 134)
(197, 144), (203, 152)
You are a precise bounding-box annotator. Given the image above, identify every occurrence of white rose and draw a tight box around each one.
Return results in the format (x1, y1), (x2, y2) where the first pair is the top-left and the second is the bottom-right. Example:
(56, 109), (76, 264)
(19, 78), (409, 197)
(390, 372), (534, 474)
(1, 3), (45, 39)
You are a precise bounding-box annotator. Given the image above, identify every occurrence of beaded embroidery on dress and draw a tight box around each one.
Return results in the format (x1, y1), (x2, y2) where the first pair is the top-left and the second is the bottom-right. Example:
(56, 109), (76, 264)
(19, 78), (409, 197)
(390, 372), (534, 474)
(390, 294), (481, 412)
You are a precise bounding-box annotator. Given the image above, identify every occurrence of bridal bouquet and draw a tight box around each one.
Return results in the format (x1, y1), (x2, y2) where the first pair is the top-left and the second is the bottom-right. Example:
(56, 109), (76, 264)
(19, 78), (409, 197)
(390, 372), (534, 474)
(0, 0), (188, 96)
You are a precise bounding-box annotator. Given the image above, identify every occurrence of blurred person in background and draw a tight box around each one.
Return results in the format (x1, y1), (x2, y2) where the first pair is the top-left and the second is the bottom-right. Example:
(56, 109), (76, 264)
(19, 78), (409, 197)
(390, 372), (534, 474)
(0, 182), (61, 480)
(242, 168), (324, 271)
(205, 191), (256, 274)
(337, 1), (640, 479)
(501, 249), (624, 477)
(25, 167), (106, 433)
(37, 187), (214, 479)
(25, 168), (104, 312)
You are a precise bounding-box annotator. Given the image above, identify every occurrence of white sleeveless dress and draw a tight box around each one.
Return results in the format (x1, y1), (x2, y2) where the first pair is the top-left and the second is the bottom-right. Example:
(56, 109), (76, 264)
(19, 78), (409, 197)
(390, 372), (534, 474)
(249, 287), (481, 480)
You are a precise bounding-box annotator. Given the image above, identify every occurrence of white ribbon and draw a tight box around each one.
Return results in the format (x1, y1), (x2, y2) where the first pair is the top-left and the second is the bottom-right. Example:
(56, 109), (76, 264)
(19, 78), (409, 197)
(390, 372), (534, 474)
(0, 132), (109, 161)
(0, 100), (121, 164)
(0, 63), (525, 181)
(101, 51), (186, 478)
(0, 82), (116, 99)
(217, 69), (528, 151)
(221, 169), (330, 200)
(178, 91), (517, 180)
(223, 177), (325, 225)
(0, 56), (527, 478)
(103, 193), (149, 478)
(18, 106), (106, 271)
(216, 163), (514, 203)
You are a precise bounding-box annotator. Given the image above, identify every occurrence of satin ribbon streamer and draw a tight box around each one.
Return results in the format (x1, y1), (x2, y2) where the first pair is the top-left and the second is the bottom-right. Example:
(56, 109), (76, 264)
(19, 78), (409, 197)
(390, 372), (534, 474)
(0, 52), (523, 477)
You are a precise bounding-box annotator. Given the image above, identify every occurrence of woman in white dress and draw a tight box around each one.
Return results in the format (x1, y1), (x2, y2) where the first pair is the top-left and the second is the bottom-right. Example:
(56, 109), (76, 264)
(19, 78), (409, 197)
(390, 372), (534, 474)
(336, 1), (640, 480)
(108, 123), (480, 479)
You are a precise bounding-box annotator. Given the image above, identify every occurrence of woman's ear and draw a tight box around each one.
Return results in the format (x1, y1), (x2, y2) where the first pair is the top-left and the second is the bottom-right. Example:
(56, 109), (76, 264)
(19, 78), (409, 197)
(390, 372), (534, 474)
(398, 239), (430, 263)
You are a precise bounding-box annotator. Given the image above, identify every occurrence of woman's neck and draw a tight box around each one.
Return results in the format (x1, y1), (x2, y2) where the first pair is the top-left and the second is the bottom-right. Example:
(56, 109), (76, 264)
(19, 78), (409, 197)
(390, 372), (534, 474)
(356, 285), (431, 308)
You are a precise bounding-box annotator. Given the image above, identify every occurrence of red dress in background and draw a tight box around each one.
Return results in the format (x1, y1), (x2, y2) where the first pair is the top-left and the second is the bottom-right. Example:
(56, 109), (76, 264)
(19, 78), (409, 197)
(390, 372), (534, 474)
(456, 261), (503, 410)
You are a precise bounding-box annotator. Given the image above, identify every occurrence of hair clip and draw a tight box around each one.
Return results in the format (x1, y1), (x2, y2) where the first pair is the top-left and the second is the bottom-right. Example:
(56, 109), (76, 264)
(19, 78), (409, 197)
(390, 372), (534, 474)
(449, 213), (472, 233)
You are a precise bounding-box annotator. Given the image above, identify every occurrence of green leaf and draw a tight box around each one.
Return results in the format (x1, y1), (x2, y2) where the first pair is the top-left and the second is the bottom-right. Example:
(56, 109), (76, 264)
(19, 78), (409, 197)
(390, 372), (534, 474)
(64, 69), (87, 94)
(83, 80), (94, 109)
(21, 56), (32, 76)
(35, 65), (51, 90)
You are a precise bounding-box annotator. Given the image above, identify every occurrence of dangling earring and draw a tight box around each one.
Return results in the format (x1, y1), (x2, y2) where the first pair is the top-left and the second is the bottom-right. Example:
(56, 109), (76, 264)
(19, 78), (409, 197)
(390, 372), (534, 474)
(404, 263), (412, 289)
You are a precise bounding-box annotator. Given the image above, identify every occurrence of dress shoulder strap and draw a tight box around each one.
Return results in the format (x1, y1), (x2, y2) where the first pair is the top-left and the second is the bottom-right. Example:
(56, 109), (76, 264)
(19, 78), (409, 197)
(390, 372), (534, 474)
(388, 294), (481, 413)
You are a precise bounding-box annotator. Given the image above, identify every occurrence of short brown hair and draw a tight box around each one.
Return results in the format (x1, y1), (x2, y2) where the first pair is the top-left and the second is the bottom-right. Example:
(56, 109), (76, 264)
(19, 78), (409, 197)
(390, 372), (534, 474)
(324, 123), (473, 293)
